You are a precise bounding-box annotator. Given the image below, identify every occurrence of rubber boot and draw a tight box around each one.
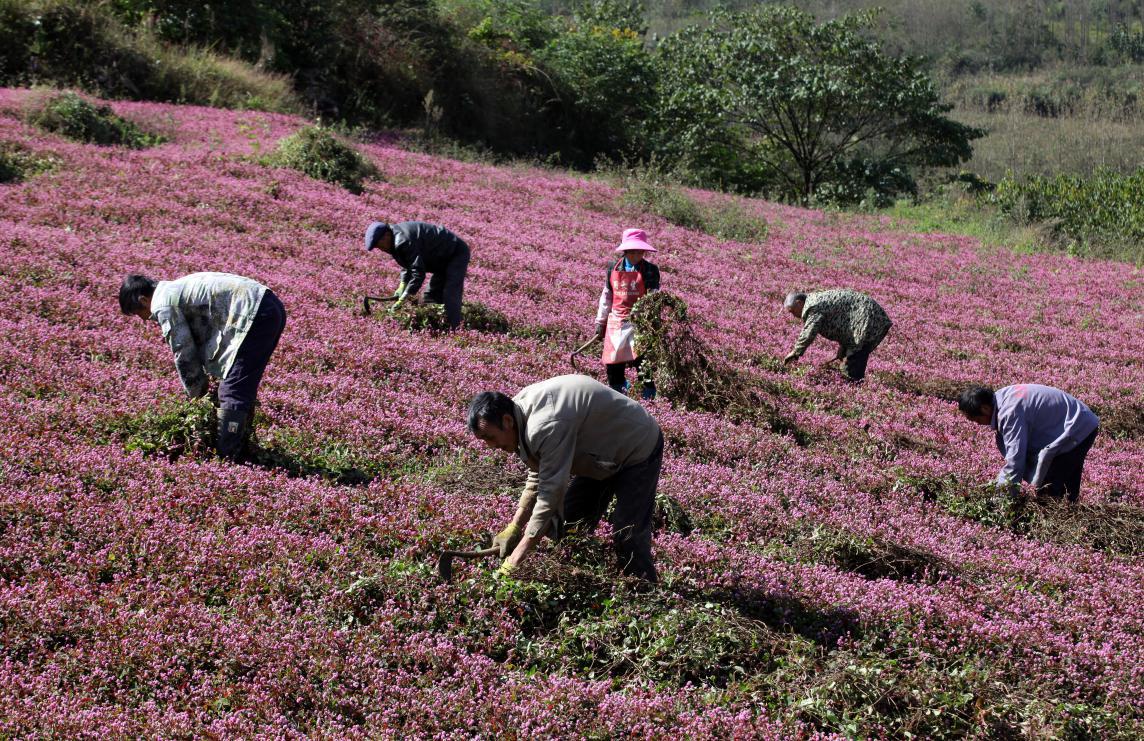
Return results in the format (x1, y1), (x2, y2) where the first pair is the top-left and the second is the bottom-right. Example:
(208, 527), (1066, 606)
(216, 407), (249, 461)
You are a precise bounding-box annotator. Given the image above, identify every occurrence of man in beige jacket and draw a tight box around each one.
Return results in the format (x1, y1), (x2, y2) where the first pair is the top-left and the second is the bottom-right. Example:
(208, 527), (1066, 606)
(467, 374), (663, 582)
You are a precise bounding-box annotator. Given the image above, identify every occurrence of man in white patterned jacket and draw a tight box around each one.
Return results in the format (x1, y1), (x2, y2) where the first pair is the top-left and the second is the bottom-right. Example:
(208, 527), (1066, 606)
(119, 272), (287, 459)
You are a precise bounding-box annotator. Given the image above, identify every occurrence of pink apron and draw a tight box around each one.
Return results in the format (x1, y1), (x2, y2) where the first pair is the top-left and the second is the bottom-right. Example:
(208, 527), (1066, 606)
(601, 261), (646, 365)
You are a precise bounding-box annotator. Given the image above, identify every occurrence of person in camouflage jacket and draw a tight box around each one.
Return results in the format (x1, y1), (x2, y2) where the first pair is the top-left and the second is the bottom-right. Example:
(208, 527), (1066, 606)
(782, 289), (892, 382)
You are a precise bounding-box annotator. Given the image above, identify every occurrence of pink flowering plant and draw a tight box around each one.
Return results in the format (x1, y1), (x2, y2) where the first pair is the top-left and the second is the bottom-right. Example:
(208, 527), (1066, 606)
(1, 87), (1142, 737)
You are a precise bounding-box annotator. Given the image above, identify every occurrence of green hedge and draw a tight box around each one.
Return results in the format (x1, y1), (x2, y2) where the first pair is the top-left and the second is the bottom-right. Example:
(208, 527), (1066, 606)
(0, 0), (299, 112)
(990, 168), (1144, 262)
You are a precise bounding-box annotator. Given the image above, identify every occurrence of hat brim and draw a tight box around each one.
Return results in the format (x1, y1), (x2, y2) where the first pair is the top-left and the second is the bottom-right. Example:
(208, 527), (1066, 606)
(615, 242), (657, 253)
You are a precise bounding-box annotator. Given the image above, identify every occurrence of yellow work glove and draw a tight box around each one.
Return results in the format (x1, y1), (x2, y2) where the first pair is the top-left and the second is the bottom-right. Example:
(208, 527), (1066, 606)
(495, 560), (516, 578)
(387, 298), (405, 314)
(393, 281), (406, 298)
(492, 523), (522, 558)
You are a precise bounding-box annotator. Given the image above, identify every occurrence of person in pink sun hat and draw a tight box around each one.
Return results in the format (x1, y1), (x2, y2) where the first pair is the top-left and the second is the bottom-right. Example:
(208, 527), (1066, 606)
(592, 228), (660, 399)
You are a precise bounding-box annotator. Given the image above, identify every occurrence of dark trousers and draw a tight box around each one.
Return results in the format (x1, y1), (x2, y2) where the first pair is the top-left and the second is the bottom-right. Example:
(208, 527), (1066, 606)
(606, 357), (656, 399)
(424, 243), (470, 329)
(561, 432), (663, 582)
(844, 330), (889, 382)
(218, 290), (287, 414)
(1038, 428), (1099, 503)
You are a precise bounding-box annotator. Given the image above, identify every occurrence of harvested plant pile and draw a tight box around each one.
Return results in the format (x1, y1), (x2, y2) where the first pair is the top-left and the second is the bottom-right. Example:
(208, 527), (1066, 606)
(1022, 498), (1144, 557)
(936, 478), (1144, 557)
(392, 300), (510, 333)
(631, 291), (803, 439)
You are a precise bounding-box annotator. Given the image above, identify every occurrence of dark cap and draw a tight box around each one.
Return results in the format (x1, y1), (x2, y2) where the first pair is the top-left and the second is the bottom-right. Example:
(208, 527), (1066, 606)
(364, 221), (391, 251)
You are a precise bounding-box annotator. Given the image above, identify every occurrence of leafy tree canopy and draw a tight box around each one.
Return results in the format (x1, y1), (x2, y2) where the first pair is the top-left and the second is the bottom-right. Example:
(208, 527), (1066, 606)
(657, 6), (984, 203)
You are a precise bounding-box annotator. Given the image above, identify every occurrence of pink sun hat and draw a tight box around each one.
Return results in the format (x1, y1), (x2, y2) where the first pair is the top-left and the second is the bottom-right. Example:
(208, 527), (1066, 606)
(614, 228), (657, 254)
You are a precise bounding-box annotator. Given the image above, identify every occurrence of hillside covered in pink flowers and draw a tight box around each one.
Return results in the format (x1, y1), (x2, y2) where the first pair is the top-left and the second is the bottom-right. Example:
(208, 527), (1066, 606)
(1, 88), (1142, 737)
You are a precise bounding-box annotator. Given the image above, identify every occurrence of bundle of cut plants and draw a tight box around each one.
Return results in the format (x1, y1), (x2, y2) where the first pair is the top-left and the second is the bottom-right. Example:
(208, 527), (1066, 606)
(1021, 498), (1144, 557)
(391, 300), (510, 333)
(938, 481), (1144, 556)
(630, 291), (803, 439)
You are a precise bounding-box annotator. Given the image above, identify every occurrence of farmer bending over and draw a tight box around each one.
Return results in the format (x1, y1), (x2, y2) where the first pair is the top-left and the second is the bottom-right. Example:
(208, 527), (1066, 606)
(782, 289), (892, 382)
(957, 384), (1100, 502)
(119, 272), (287, 460)
(468, 374), (664, 583)
(364, 221), (471, 330)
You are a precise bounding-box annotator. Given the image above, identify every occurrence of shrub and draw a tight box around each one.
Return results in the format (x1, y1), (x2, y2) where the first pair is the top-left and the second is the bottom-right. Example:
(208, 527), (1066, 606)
(24, 91), (165, 148)
(619, 168), (705, 229)
(0, 140), (61, 183)
(265, 125), (378, 193)
(619, 167), (769, 242)
(990, 167), (1144, 262)
(388, 301), (510, 333)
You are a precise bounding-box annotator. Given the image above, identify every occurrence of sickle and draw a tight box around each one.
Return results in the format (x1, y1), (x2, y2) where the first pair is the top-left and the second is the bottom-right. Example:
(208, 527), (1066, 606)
(437, 546), (499, 582)
(362, 295), (400, 315)
(569, 336), (600, 369)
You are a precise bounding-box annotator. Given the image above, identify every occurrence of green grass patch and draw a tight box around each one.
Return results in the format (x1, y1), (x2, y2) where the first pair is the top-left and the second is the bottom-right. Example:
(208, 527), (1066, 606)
(0, 140), (61, 183)
(24, 91), (166, 148)
(265, 125), (379, 194)
(618, 167), (769, 242)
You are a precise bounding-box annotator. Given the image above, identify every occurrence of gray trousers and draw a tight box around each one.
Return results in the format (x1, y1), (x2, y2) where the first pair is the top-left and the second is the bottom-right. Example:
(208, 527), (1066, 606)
(561, 432), (663, 582)
(424, 242), (470, 329)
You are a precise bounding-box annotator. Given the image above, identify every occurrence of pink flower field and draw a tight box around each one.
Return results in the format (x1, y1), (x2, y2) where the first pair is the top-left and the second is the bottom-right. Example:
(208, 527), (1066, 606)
(1, 88), (1142, 738)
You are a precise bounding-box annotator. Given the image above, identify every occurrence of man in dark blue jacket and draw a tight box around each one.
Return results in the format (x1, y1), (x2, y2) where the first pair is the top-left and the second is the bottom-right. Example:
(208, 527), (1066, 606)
(364, 221), (471, 329)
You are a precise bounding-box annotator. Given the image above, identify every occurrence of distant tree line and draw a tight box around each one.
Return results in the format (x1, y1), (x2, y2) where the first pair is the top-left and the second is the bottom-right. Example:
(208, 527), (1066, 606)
(2, 0), (984, 204)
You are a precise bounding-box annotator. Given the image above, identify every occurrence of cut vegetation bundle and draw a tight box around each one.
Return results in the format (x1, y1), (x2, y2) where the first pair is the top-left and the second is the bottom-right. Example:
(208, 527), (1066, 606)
(631, 291), (803, 440)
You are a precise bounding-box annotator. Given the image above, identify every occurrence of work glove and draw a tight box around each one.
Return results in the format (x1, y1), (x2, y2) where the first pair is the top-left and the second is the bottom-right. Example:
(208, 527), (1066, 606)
(594, 322), (606, 341)
(393, 281), (406, 298)
(492, 523), (521, 558)
(495, 560), (516, 578)
(387, 298), (405, 314)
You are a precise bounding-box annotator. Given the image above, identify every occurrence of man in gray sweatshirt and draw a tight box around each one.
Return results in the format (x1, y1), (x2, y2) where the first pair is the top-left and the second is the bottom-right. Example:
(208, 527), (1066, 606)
(468, 374), (663, 582)
(958, 384), (1100, 502)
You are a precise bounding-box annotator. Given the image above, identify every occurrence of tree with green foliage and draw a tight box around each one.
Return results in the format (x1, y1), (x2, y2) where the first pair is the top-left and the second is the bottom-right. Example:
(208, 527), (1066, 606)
(656, 7), (983, 203)
(539, 23), (657, 164)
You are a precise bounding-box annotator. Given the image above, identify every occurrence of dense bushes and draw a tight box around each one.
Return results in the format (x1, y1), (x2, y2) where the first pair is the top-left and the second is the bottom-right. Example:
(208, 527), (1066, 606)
(0, 0), (298, 111)
(946, 65), (1144, 122)
(24, 92), (165, 147)
(991, 168), (1144, 261)
(618, 168), (769, 242)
